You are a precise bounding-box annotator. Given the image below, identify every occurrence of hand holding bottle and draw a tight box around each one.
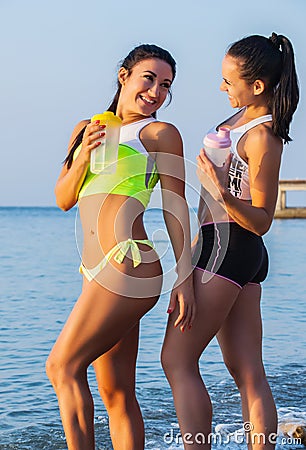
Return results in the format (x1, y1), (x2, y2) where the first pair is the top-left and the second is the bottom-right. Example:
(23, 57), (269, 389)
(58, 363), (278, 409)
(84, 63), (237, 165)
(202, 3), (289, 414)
(90, 112), (122, 174)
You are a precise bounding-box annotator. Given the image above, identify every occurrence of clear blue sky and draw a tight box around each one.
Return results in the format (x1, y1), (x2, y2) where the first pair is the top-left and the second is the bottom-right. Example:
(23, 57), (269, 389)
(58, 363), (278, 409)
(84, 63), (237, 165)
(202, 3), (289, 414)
(1, 0), (305, 206)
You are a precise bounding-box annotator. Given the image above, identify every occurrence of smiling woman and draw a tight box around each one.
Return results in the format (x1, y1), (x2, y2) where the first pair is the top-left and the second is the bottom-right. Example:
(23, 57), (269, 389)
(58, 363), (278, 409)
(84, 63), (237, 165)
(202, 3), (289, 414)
(161, 33), (299, 450)
(116, 59), (173, 118)
(220, 54), (259, 110)
(45, 44), (196, 450)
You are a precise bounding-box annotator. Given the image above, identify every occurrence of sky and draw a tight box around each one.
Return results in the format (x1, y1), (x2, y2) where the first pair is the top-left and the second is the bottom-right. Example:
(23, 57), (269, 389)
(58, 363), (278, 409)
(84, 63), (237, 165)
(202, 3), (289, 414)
(1, 0), (305, 207)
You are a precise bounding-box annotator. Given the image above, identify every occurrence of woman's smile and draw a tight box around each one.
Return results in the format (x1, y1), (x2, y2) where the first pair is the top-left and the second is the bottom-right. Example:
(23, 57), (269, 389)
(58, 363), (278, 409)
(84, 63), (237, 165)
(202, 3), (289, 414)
(139, 94), (156, 105)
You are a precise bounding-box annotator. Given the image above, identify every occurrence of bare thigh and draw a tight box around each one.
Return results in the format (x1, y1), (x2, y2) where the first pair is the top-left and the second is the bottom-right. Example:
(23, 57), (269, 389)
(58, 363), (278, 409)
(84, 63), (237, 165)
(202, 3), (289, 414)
(93, 323), (140, 399)
(49, 257), (162, 373)
(162, 270), (241, 366)
(217, 283), (265, 380)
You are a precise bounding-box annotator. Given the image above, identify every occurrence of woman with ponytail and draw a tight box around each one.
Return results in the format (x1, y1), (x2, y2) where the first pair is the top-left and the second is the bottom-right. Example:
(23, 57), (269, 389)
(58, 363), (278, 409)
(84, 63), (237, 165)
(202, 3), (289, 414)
(162, 33), (299, 449)
(46, 44), (195, 449)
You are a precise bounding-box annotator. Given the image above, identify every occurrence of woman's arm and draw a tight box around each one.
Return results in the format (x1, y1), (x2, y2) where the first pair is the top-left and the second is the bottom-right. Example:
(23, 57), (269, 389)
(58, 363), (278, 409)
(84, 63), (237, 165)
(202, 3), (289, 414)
(197, 125), (283, 236)
(154, 122), (196, 330)
(55, 119), (103, 211)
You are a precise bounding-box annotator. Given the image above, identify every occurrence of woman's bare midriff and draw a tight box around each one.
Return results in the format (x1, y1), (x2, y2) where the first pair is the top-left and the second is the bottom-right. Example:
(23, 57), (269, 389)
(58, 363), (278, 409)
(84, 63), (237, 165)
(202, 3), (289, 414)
(199, 190), (252, 226)
(78, 193), (162, 278)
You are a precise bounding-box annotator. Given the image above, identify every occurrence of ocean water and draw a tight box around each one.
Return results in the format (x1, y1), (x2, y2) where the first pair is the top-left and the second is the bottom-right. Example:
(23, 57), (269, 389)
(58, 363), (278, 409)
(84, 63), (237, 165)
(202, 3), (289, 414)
(0, 207), (305, 449)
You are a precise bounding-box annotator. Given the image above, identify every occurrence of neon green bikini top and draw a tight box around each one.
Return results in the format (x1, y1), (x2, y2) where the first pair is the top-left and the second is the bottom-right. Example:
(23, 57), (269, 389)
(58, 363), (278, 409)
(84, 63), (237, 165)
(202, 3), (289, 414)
(73, 117), (159, 208)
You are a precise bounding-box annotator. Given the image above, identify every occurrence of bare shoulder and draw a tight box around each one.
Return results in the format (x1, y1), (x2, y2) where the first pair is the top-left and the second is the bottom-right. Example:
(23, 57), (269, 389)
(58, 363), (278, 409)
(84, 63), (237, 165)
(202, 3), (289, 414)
(141, 120), (183, 155)
(67, 119), (90, 152)
(71, 119), (90, 141)
(245, 123), (283, 160)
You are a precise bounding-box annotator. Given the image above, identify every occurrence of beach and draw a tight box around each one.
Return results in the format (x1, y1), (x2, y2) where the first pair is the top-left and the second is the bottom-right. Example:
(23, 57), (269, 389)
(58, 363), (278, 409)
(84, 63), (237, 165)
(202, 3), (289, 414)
(0, 207), (305, 449)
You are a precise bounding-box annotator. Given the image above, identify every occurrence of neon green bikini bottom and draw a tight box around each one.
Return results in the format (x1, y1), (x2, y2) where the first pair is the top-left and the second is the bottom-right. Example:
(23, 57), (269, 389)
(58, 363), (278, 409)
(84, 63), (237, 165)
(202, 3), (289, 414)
(80, 238), (154, 282)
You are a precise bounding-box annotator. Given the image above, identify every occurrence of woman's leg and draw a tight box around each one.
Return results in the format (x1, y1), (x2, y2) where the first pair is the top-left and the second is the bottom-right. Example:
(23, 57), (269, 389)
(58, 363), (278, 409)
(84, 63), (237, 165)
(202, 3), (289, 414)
(217, 283), (277, 450)
(161, 269), (241, 449)
(46, 276), (158, 450)
(93, 324), (144, 450)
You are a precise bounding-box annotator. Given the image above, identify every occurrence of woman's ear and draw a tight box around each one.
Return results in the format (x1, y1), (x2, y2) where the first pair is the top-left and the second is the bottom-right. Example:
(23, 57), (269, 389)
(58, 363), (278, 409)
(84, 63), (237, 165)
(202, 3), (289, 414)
(118, 67), (129, 86)
(253, 79), (265, 96)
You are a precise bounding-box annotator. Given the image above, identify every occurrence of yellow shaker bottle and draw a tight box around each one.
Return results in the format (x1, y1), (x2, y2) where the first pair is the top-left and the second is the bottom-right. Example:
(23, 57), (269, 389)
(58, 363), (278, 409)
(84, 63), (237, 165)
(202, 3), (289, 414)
(90, 111), (122, 174)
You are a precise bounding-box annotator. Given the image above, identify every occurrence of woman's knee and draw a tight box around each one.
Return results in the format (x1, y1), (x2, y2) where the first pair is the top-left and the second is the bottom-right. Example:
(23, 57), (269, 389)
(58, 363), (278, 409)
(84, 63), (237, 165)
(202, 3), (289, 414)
(224, 358), (265, 390)
(161, 343), (197, 383)
(100, 384), (136, 412)
(45, 352), (80, 390)
(160, 342), (175, 377)
(46, 354), (64, 388)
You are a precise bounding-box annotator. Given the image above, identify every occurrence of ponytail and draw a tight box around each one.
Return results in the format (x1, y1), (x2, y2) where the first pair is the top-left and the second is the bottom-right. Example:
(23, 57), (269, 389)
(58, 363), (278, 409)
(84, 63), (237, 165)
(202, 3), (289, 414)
(269, 33), (299, 143)
(63, 84), (123, 169)
(228, 33), (299, 143)
(107, 86), (121, 114)
(63, 124), (87, 169)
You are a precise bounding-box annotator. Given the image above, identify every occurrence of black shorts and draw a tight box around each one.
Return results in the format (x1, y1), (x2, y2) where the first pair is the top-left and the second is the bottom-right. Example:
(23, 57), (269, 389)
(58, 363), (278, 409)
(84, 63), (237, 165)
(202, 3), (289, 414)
(192, 222), (269, 288)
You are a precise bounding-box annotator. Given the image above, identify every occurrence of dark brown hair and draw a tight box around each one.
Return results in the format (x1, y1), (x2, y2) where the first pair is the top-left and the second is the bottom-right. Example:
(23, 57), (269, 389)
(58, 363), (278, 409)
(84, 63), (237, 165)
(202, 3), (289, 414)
(64, 44), (176, 168)
(227, 33), (299, 143)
